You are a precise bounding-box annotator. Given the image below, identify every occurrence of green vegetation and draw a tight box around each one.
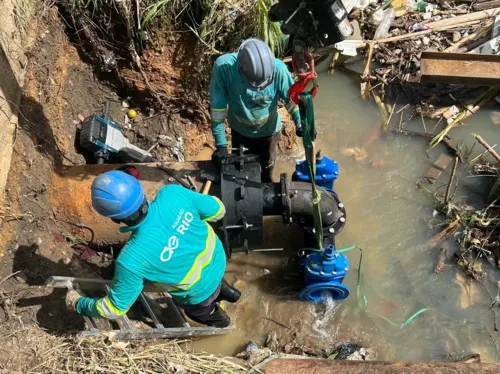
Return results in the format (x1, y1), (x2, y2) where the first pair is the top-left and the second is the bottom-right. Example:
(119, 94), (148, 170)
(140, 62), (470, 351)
(68, 0), (285, 57)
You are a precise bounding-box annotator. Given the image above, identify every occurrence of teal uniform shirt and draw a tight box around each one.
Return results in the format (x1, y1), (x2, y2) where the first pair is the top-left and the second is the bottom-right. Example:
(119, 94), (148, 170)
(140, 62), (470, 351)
(210, 53), (301, 147)
(76, 185), (227, 320)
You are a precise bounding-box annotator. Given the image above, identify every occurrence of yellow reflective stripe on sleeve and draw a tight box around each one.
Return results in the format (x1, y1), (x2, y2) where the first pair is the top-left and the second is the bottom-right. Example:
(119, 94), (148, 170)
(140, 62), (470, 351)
(286, 102), (298, 114)
(211, 108), (228, 121)
(96, 297), (127, 320)
(204, 196), (226, 222)
(156, 225), (217, 293)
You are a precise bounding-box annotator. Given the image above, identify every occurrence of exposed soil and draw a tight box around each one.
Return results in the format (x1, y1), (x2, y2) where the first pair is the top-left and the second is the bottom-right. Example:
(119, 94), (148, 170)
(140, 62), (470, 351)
(0, 5), (299, 371)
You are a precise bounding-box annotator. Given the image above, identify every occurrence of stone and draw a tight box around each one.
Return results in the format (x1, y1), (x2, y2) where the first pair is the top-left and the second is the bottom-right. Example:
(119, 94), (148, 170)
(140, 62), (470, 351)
(234, 279), (248, 291)
(14, 271), (28, 283)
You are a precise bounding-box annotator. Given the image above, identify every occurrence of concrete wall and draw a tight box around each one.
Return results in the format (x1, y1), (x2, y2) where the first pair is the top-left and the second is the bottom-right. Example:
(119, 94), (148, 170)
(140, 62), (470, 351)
(0, 0), (35, 204)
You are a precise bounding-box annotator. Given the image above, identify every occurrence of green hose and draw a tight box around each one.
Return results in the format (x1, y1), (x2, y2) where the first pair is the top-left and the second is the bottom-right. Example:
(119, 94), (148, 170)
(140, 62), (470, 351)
(300, 92), (323, 249)
(338, 245), (429, 328)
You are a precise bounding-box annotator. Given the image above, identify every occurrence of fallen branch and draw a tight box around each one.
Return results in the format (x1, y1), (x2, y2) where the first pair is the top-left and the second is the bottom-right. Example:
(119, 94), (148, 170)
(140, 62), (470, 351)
(473, 134), (500, 163)
(388, 128), (462, 161)
(425, 220), (460, 250)
(361, 42), (375, 100)
(456, 353), (481, 363)
(421, 7), (500, 29)
(369, 20), (482, 44)
(445, 156), (459, 204)
(434, 247), (448, 274)
(429, 88), (500, 149)
(474, 0), (500, 11)
(444, 20), (494, 52)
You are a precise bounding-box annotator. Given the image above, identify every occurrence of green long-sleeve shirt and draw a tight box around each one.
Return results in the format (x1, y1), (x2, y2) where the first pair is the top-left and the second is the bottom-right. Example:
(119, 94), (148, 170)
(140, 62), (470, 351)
(209, 53), (301, 146)
(76, 185), (226, 319)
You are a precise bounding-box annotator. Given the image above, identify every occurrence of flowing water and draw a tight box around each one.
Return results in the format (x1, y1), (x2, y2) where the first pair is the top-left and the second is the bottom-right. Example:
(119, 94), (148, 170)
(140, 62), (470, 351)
(192, 67), (500, 362)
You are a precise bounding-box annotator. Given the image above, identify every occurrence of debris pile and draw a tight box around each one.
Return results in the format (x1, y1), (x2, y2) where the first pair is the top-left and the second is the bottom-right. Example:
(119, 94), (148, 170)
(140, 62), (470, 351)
(350, 2), (500, 95)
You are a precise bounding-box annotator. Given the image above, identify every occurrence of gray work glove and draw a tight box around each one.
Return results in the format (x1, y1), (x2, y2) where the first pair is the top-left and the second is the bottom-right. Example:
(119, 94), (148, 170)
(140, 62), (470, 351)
(66, 289), (83, 312)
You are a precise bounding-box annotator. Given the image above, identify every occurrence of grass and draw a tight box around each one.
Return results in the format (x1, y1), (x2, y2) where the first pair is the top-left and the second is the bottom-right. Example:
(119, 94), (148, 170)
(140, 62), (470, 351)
(68, 0), (285, 57)
(142, 0), (173, 29)
(0, 324), (249, 373)
(256, 0), (285, 56)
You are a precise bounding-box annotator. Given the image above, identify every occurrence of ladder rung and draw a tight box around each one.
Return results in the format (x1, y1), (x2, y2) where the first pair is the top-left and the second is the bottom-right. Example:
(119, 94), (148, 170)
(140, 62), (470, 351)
(44, 276), (229, 340)
(117, 314), (133, 330)
(139, 293), (164, 328)
(83, 316), (99, 331)
(165, 296), (190, 328)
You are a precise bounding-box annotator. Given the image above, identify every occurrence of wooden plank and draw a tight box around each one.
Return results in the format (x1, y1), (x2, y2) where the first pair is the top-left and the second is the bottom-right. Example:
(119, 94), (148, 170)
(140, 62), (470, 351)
(424, 154), (454, 183)
(421, 52), (500, 86)
(474, 0), (500, 11)
(80, 327), (230, 340)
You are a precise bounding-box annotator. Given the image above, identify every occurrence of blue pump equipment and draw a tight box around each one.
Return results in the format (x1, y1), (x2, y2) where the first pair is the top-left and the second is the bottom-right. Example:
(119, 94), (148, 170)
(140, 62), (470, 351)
(293, 152), (350, 302)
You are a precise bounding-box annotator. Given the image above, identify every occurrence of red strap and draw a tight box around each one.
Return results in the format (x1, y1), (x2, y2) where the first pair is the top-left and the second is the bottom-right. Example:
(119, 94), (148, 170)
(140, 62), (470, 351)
(288, 52), (319, 105)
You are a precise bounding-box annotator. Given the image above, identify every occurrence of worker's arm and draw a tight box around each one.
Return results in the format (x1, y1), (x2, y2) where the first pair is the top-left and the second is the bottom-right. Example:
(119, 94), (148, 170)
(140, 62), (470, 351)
(191, 189), (226, 222)
(276, 60), (301, 127)
(209, 57), (230, 147)
(75, 262), (143, 319)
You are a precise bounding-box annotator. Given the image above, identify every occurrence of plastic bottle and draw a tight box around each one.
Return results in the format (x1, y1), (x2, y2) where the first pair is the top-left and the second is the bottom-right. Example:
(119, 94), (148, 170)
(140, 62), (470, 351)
(410, 0), (436, 12)
(374, 7), (395, 40)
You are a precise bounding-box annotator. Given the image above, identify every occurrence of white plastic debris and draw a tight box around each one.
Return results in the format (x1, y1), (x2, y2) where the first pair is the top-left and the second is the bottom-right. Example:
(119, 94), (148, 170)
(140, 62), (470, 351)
(335, 40), (363, 56)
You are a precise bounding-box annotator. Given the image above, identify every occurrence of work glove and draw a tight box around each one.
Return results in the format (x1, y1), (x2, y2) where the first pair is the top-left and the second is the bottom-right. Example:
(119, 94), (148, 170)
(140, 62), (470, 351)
(211, 146), (229, 167)
(66, 289), (83, 312)
(295, 122), (304, 138)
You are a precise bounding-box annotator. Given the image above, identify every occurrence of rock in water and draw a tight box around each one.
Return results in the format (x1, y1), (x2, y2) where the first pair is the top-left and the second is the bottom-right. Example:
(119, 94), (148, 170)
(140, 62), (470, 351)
(343, 147), (368, 161)
(490, 111), (500, 125)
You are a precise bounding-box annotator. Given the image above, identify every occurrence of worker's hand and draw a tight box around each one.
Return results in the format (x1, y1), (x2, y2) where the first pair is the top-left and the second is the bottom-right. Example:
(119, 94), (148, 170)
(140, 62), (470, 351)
(295, 123), (304, 138)
(66, 289), (83, 312)
(211, 146), (228, 167)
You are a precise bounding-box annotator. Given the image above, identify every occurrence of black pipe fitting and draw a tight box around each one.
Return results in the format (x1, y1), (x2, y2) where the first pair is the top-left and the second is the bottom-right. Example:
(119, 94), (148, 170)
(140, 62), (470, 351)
(262, 181), (345, 231)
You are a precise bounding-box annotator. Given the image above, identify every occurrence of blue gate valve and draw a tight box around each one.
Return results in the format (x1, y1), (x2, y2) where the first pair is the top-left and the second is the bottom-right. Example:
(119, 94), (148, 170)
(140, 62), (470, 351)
(293, 151), (339, 190)
(299, 244), (350, 302)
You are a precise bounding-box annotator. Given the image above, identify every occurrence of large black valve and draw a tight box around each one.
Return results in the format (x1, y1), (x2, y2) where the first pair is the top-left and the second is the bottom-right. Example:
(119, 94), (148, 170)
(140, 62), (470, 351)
(216, 148), (346, 257)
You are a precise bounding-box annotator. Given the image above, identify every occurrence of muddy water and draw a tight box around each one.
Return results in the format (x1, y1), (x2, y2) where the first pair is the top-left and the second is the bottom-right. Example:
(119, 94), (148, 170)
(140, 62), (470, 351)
(192, 69), (500, 362)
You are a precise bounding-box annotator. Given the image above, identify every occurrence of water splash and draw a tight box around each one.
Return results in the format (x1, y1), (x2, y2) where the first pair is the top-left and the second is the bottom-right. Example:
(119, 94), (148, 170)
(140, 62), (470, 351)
(309, 291), (341, 342)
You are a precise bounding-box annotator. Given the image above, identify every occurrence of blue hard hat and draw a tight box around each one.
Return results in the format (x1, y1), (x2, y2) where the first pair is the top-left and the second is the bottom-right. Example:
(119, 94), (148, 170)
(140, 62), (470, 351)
(91, 170), (145, 220)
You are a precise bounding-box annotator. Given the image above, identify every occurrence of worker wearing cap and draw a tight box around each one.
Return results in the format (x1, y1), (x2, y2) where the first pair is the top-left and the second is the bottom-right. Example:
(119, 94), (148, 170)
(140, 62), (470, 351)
(65, 170), (241, 328)
(210, 38), (302, 182)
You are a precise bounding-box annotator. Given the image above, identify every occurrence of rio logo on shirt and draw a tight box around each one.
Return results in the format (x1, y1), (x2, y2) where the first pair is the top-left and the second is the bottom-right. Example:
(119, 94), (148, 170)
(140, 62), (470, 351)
(160, 210), (194, 262)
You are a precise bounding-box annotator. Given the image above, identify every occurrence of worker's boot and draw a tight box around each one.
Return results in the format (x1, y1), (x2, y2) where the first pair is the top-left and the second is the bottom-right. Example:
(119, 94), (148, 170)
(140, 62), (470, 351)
(186, 304), (230, 328)
(216, 279), (241, 303)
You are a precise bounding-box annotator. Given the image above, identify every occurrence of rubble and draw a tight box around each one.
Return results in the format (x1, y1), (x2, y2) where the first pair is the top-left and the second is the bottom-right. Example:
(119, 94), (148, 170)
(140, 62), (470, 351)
(332, 2), (500, 105)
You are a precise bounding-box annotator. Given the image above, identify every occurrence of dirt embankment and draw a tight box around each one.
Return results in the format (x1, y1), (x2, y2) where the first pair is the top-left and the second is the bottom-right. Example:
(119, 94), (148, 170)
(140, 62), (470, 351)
(0, 4), (298, 369)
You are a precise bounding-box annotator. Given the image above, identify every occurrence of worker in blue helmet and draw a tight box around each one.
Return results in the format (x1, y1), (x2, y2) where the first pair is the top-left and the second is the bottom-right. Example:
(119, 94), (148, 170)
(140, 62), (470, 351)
(210, 38), (302, 182)
(65, 170), (241, 328)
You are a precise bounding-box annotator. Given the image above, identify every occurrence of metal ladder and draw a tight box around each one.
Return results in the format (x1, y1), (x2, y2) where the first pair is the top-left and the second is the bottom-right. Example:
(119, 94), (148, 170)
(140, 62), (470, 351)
(46, 276), (230, 340)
